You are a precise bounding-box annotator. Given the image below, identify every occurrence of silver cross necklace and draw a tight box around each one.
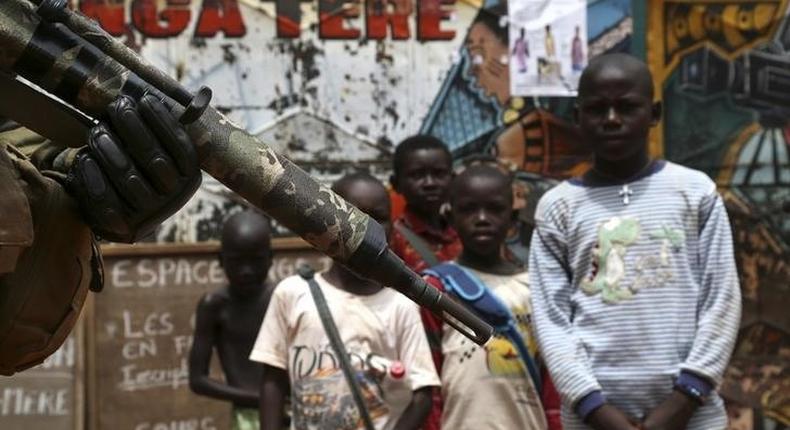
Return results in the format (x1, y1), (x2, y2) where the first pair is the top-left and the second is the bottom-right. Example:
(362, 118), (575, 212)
(619, 185), (633, 205)
(591, 160), (655, 205)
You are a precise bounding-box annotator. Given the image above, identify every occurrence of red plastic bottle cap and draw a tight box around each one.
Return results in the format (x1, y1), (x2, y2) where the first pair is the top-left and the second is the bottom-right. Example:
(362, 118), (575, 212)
(389, 361), (405, 379)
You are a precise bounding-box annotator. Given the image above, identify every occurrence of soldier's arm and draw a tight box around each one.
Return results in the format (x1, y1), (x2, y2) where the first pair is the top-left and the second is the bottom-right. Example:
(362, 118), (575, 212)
(188, 293), (258, 407)
(0, 124), (74, 171)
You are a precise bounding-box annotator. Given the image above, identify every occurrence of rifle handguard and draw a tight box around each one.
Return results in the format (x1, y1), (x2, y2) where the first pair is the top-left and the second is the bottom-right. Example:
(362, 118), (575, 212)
(0, 0), (494, 346)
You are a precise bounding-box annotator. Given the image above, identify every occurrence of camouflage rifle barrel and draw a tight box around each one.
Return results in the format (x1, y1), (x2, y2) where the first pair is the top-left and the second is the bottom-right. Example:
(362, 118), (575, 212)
(0, 0), (492, 345)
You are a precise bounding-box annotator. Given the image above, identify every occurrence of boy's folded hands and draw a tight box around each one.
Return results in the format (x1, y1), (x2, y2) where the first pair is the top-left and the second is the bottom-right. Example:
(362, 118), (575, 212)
(640, 390), (699, 430)
(588, 404), (641, 430)
(588, 390), (699, 430)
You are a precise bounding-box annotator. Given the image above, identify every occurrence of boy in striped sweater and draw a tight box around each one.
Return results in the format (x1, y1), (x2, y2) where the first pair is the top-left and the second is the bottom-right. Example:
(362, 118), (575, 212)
(528, 53), (741, 430)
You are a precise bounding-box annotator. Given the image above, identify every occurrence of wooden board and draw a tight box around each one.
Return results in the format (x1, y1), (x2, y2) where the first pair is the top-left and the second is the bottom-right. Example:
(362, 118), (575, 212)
(88, 239), (329, 430)
(0, 320), (84, 430)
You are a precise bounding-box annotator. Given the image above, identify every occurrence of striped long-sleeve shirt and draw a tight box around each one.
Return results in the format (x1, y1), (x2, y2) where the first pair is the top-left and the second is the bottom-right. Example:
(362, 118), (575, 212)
(528, 160), (741, 429)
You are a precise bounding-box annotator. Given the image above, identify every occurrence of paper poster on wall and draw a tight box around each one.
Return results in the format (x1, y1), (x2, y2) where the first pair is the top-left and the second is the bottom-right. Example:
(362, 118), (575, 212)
(508, 0), (587, 96)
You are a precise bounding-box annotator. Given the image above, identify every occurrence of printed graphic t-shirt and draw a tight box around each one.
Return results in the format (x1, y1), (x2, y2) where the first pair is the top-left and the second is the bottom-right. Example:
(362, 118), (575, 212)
(250, 274), (440, 430)
(433, 268), (548, 430)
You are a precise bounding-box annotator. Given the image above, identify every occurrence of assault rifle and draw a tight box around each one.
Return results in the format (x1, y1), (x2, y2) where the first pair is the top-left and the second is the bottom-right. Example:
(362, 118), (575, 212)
(0, 0), (492, 345)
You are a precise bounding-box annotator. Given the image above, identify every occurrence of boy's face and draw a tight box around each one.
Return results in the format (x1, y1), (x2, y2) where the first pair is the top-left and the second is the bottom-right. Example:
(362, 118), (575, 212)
(575, 64), (660, 162)
(394, 148), (452, 216)
(221, 230), (272, 297)
(451, 174), (513, 257)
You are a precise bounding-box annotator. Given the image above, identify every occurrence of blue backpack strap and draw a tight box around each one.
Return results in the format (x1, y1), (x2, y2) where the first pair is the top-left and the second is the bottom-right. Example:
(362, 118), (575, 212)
(424, 263), (542, 392)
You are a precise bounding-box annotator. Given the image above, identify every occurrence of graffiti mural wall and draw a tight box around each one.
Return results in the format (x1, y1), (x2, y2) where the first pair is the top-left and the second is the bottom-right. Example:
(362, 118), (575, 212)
(647, 2), (790, 428)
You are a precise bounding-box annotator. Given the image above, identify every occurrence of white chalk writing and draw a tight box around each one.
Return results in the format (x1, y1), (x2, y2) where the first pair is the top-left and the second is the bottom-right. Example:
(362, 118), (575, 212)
(0, 388), (69, 416)
(112, 259), (225, 289)
(173, 335), (193, 356)
(123, 311), (174, 338)
(134, 416), (217, 430)
(38, 336), (75, 370)
(119, 358), (188, 392)
(122, 338), (158, 360)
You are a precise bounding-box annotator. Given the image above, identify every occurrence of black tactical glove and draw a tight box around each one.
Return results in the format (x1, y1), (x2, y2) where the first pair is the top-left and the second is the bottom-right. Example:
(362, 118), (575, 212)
(66, 95), (201, 243)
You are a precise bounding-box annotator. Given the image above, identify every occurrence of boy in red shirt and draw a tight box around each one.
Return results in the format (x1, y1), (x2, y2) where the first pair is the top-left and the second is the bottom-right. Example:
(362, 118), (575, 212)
(389, 135), (460, 430)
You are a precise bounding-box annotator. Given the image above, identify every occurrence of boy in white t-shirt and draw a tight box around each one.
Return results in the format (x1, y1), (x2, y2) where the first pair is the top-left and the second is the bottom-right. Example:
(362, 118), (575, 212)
(251, 172), (439, 430)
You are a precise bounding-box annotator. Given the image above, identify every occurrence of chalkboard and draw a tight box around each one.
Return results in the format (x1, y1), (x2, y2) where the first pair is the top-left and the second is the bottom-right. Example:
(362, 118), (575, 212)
(88, 240), (330, 430)
(0, 322), (84, 430)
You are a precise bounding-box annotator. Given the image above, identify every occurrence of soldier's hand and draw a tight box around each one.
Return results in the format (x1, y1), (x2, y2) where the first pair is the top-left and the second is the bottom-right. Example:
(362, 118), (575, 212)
(66, 95), (201, 243)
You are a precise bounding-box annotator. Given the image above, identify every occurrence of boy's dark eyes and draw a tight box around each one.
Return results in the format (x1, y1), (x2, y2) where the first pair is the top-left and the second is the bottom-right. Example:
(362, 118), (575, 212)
(407, 169), (450, 180)
(486, 204), (510, 214)
(583, 101), (641, 115)
(582, 103), (607, 114)
(225, 254), (267, 264)
(456, 203), (476, 213)
(617, 102), (640, 112)
(456, 202), (509, 214)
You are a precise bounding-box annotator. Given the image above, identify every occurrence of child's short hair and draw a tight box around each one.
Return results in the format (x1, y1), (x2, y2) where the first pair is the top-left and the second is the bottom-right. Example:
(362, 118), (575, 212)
(331, 170), (384, 194)
(450, 162), (514, 204)
(578, 53), (655, 100)
(220, 209), (272, 247)
(392, 135), (451, 178)
(457, 154), (515, 179)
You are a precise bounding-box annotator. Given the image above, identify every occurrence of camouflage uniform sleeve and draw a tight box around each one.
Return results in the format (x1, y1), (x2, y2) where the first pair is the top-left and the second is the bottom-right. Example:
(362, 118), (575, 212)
(0, 126), (99, 282)
(0, 133), (99, 375)
(0, 138), (34, 275)
(0, 125), (80, 173)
